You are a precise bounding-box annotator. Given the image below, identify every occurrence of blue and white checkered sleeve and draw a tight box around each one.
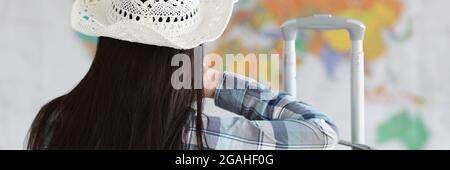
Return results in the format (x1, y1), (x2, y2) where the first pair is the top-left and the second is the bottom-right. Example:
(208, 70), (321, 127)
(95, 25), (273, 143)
(205, 71), (339, 150)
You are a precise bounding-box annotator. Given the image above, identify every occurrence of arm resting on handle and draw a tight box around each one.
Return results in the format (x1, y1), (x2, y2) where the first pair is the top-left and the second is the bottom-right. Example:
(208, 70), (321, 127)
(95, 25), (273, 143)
(191, 72), (340, 150)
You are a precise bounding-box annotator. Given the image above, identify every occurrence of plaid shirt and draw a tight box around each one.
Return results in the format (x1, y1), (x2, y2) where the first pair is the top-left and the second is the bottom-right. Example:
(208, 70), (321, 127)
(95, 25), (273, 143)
(183, 72), (339, 150)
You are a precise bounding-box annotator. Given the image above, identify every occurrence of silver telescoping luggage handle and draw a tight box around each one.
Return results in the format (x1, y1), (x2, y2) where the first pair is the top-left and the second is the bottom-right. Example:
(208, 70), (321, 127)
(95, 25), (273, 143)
(280, 14), (367, 148)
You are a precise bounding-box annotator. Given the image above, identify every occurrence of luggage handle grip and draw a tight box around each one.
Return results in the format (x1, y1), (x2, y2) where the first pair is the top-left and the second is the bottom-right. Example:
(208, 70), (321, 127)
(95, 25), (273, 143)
(281, 14), (365, 41)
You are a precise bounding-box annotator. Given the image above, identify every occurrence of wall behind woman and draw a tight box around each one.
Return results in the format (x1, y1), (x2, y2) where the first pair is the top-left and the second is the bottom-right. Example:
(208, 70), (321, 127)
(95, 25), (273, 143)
(1, 0), (450, 150)
(0, 0), (91, 149)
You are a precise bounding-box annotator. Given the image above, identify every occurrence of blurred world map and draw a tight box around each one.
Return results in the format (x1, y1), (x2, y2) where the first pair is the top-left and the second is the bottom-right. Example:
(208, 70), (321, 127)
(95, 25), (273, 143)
(207, 0), (431, 149)
(2, 0), (448, 149)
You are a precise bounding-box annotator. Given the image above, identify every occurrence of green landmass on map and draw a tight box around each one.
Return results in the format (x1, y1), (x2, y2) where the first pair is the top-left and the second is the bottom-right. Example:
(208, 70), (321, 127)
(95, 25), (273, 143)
(377, 110), (429, 150)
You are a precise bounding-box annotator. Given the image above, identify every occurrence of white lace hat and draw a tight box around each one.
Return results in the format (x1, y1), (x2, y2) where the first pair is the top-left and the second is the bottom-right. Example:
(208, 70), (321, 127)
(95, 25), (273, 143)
(71, 0), (238, 49)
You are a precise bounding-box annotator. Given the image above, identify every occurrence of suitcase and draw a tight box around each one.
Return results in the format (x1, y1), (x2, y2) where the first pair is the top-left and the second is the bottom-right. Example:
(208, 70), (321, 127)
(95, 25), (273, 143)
(281, 14), (373, 150)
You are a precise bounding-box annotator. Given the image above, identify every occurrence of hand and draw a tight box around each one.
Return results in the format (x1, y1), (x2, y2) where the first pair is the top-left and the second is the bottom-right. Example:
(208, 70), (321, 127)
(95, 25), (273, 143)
(203, 60), (222, 98)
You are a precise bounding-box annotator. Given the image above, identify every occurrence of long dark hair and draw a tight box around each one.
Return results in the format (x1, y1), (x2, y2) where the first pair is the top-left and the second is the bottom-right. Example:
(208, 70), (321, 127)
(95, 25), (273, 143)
(27, 37), (204, 149)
